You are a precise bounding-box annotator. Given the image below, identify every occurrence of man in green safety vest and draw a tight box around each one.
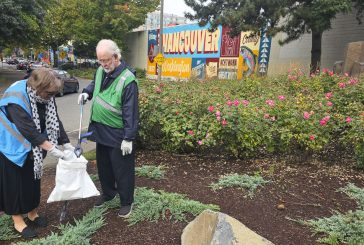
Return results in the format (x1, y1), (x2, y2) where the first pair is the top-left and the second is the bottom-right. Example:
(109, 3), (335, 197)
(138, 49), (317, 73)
(78, 39), (139, 218)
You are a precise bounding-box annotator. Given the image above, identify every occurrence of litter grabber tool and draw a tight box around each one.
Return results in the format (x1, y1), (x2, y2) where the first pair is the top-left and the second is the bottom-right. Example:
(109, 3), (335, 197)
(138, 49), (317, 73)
(74, 98), (85, 158)
(59, 98), (93, 222)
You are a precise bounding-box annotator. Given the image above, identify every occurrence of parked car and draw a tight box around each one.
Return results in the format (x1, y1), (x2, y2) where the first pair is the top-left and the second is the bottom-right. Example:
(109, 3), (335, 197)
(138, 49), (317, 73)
(29, 62), (49, 70)
(16, 61), (29, 70)
(7, 58), (18, 65)
(53, 69), (79, 96)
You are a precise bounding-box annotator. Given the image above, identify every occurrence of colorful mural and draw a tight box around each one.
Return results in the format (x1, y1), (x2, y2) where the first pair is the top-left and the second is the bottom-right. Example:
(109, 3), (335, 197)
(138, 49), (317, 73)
(147, 23), (271, 80)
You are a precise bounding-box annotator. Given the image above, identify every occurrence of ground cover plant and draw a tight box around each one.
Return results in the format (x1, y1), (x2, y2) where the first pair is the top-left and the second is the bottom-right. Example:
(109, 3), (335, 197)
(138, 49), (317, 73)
(135, 165), (167, 180)
(305, 184), (364, 245)
(210, 173), (269, 198)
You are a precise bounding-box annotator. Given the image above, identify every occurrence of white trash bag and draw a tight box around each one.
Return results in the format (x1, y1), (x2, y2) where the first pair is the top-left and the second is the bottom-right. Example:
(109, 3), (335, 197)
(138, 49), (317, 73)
(47, 150), (100, 203)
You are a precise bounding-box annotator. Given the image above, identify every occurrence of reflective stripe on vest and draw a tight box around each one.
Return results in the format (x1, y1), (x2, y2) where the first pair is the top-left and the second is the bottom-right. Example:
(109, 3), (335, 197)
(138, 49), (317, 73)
(94, 96), (123, 116)
(1, 91), (31, 113)
(0, 111), (31, 149)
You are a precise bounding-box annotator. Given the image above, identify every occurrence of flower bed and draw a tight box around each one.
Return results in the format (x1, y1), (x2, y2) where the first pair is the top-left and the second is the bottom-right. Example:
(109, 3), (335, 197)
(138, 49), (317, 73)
(139, 70), (364, 167)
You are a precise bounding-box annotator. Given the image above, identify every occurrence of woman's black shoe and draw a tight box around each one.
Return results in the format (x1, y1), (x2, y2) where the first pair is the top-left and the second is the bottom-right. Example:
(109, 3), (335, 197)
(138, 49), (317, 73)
(27, 216), (48, 227)
(17, 226), (37, 238)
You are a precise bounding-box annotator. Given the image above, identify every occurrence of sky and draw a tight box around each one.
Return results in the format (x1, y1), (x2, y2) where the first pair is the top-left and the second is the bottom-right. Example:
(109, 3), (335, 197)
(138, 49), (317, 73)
(163, 0), (194, 17)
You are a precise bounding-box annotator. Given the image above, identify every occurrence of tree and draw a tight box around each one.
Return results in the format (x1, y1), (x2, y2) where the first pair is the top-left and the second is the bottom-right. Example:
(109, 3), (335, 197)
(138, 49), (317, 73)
(0, 0), (52, 48)
(40, 3), (74, 66)
(57, 0), (160, 58)
(185, 0), (364, 73)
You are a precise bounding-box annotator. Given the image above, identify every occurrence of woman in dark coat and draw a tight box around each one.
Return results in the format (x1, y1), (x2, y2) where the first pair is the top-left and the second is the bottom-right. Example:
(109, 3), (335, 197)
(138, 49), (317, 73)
(0, 68), (75, 238)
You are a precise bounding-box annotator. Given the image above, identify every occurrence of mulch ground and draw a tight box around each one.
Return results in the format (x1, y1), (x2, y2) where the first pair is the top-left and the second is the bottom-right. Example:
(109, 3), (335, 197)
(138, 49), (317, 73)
(3, 149), (364, 245)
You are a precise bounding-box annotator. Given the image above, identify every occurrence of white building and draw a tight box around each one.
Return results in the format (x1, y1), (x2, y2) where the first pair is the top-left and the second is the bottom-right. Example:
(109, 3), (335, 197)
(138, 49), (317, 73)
(134, 11), (188, 31)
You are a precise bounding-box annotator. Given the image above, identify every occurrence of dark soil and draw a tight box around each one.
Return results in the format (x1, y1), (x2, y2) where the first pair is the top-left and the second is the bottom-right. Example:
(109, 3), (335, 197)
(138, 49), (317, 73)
(3, 150), (364, 245)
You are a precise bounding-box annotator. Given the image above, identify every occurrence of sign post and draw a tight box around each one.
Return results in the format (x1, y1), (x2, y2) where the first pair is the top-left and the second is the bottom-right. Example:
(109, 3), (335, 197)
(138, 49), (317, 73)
(158, 0), (164, 82)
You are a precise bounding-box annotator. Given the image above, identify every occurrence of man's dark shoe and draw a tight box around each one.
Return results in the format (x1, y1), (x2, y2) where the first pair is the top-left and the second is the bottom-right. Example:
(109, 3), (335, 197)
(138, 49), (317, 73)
(17, 226), (37, 238)
(27, 216), (48, 227)
(118, 204), (133, 218)
(94, 195), (115, 208)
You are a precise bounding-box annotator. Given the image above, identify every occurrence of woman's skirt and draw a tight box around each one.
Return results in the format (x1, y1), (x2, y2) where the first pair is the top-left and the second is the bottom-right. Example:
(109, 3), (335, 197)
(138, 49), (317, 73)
(0, 153), (40, 215)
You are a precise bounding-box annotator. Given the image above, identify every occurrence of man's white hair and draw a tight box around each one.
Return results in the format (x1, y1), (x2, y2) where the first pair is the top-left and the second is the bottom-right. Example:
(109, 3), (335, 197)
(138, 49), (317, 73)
(96, 39), (122, 60)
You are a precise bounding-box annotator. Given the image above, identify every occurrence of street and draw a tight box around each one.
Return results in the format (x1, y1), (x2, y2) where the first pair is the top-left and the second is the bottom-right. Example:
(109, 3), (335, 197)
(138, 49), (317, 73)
(0, 66), (96, 167)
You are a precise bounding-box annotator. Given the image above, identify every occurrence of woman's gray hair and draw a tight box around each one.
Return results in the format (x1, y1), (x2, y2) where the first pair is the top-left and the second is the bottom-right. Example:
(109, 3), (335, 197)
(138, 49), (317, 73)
(96, 39), (122, 60)
(27, 68), (61, 92)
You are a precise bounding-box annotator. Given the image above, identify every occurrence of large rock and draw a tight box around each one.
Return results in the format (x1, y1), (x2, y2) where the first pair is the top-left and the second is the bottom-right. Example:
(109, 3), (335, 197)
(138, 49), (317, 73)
(181, 210), (274, 245)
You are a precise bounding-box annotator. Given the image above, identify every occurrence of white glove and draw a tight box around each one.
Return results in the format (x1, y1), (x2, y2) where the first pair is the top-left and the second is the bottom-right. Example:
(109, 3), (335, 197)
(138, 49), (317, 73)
(63, 149), (77, 161)
(78, 93), (89, 104)
(48, 145), (65, 159)
(63, 143), (75, 151)
(121, 140), (133, 156)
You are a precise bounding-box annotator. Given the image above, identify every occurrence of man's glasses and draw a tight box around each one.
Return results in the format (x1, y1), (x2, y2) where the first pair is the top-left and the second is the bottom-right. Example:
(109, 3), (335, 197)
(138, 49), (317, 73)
(98, 57), (113, 64)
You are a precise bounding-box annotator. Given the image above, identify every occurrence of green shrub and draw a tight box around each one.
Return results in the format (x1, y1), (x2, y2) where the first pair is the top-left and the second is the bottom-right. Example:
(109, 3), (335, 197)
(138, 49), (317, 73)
(138, 70), (364, 164)
(68, 68), (96, 80)
(135, 68), (146, 79)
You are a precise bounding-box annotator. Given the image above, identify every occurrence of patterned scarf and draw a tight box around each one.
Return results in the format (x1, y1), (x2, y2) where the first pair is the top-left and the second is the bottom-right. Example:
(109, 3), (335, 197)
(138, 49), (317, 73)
(27, 86), (59, 179)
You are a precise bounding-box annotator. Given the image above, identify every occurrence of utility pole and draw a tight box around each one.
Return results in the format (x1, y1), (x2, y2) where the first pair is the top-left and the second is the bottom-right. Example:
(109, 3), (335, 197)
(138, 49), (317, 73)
(158, 0), (164, 82)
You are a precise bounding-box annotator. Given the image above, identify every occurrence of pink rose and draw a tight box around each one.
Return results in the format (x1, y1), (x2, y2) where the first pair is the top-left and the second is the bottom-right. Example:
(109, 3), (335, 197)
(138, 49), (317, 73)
(241, 100), (249, 106)
(338, 82), (346, 89)
(187, 130), (194, 136)
(303, 111), (310, 120)
(155, 87), (162, 93)
(221, 119), (228, 126)
(325, 92), (333, 99)
(265, 99), (275, 107)
(320, 120), (327, 126)
(208, 106), (214, 113)
(309, 135), (315, 141)
(278, 95), (285, 101)
(346, 117), (352, 123)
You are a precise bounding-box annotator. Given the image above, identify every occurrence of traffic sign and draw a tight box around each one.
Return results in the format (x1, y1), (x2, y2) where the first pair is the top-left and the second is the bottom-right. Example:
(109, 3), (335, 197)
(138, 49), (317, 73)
(154, 53), (165, 66)
(59, 51), (66, 60)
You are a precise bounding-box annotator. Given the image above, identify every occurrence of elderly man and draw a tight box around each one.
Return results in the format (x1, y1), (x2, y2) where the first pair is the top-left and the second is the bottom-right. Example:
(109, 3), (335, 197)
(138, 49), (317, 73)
(78, 39), (139, 218)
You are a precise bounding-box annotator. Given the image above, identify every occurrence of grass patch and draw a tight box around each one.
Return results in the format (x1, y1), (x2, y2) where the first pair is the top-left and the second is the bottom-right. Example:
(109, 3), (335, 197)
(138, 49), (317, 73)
(210, 173), (269, 198)
(83, 150), (96, 161)
(13, 207), (106, 245)
(305, 183), (364, 245)
(105, 187), (219, 225)
(0, 214), (19, 241)
(68, 68), (96, 80)
(135, 165), (166, 180)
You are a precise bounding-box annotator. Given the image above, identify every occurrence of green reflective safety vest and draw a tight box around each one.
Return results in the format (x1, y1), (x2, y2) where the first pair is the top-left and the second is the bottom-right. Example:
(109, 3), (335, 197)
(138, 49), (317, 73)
(91, 67), (138, 128)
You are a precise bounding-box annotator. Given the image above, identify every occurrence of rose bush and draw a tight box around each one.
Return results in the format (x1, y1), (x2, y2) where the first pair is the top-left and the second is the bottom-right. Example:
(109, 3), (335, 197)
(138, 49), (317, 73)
(138, 71), (364, 167)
